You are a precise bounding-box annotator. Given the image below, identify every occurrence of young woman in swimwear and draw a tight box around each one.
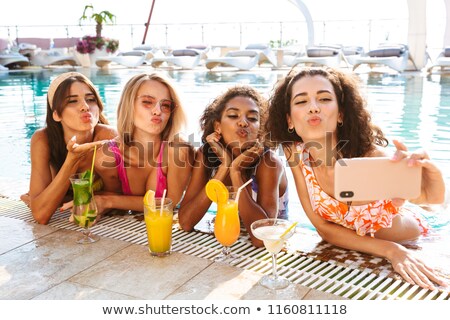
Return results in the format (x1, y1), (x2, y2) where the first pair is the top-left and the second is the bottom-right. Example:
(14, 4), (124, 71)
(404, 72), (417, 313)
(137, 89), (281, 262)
(93, 72), (193, 214)
(265, 67), (447, 290)
(22, 72), (117, 224)
(178, 85), (288, 246)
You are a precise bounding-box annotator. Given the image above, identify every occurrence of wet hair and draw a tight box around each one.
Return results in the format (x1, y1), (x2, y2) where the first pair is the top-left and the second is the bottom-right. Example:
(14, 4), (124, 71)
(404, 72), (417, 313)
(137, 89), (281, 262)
(199, 85), (267, 177)
(46, 75), (108, 171)
(116, 72), (187, 145)
(265, 67), (388, 158)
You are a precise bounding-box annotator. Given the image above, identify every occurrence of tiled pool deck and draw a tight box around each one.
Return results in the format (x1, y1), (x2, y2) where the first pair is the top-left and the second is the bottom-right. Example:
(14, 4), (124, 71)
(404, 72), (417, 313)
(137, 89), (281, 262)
(0, 196), (448, 300)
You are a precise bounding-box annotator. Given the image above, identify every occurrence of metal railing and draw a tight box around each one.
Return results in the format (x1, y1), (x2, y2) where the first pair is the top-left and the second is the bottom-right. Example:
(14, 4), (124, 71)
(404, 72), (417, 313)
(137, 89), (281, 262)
(0, 18), (421, 52)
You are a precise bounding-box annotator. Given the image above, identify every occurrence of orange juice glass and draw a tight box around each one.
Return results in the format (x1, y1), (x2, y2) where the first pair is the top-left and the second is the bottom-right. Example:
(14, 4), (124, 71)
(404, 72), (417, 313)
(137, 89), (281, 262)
(214, 188), (240, 262)
(144, 198), (173, 257)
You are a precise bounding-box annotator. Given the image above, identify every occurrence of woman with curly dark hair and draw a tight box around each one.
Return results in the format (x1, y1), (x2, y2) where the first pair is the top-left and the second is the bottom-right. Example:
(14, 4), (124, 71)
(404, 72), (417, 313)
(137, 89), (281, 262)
(265, 67), (446, 290)
(178, 85), (288, 246)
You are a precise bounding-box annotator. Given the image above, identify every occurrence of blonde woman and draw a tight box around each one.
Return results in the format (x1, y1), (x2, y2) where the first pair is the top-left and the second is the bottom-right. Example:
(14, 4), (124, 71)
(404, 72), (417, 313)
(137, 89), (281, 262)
(22, 72), (117, 224)
(94, 72), (193, 214)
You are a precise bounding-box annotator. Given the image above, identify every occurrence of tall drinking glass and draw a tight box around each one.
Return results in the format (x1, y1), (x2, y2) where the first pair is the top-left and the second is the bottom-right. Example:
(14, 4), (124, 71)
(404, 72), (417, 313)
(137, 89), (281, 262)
(251, 218), (295, 289)
(144, 198), (173, 257)
(70, 173), (99, 244)
(214, 187), (240, 262)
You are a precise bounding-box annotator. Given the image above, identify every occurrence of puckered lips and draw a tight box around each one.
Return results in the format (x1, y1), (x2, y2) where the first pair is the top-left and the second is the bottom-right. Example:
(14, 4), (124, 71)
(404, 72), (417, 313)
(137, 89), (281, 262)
(80, 112), (92, 123)
(236, 128), (250, 138)
(150, 116), (162, 124)
(307, 115), (322, 126)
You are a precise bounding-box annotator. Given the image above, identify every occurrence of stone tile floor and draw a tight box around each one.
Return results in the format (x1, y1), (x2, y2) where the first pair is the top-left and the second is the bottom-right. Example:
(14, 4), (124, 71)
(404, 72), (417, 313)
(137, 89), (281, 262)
(0, 206), (339, 300)
(1, 196), (449, 300)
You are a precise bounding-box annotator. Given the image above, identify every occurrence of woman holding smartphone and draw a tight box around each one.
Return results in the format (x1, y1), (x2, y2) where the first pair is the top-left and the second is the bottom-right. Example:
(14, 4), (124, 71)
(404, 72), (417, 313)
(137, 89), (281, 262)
(265, 67), (447, 290)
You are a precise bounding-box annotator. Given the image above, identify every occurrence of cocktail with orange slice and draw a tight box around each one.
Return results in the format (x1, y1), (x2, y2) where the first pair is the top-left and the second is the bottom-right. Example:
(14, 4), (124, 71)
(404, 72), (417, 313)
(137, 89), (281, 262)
(143, 189), (174, 257)
(205, 179), (240, 262)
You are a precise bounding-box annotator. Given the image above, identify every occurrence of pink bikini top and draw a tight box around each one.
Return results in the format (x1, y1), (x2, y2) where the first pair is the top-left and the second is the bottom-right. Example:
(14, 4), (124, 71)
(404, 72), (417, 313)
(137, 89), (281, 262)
(108, 140), (167, 197)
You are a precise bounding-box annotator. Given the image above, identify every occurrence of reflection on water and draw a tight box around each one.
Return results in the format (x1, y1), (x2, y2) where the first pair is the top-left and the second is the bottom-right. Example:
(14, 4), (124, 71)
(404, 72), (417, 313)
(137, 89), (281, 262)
(0, 69), (449, 232)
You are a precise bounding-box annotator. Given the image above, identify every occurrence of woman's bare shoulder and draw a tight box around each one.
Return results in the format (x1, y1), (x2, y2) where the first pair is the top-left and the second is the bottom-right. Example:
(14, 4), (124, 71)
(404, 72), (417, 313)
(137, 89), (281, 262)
(30, 128), (49, 145)
(95, 124), (118, 140)
(168, 137), (194, 157)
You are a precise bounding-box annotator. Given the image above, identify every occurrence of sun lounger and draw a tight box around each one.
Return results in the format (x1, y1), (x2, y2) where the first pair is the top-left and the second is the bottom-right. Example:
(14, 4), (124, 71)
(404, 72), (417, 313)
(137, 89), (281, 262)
(205, 43), (276, 71)
(132, 44), (162, 64)
(291, 45), (344, 68)
(0, 37), (30, 69)
(0, 53), (30, 69)
(279, 46), (304, 67)
(95, 50), (147, 68)
(352, 44), (412, 73)
(16, 37), (78, 67)
(205, 51), (259, 71)
(151, 49), (201, 69)
(342, 46), (364, 66)
(427, 47), (450, 73)
(151, 45), (209, 69)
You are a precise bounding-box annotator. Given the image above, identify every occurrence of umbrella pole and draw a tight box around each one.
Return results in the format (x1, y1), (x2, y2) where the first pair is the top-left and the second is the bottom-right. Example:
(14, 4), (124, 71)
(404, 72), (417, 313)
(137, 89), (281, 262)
(142, 0), (156, 45)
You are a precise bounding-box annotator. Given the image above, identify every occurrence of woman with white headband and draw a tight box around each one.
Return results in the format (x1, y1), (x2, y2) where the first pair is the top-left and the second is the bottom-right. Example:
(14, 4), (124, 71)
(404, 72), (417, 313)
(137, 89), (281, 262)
(21, 72), (117, 224)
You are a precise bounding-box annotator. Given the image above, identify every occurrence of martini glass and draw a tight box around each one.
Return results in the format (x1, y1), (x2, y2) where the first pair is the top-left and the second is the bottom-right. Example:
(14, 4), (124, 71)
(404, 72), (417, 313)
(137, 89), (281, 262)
(251, 218), (296, 289)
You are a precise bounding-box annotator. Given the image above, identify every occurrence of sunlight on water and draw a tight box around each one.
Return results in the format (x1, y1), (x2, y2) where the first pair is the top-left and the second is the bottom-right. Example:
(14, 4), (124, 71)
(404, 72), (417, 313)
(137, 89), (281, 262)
(0, 69), (449, 231)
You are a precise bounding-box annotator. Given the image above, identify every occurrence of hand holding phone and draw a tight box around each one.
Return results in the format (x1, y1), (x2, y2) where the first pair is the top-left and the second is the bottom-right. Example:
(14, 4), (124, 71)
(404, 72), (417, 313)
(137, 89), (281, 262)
(334, 157), (422, 202)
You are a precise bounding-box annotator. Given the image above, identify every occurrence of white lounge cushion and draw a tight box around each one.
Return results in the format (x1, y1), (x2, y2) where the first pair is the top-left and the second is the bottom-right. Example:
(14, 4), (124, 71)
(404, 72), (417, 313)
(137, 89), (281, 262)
(343, 46), (363, 56)
(133, 44), (153, 51)
(307, 47), (338, 57)
(227, 50), (258, 57)
(245, 43), (269, 50)
(368, 47), (405, 57)
(121, 51), (145, 57)
(444, 47), (450, 57)
(186, 44), (207, 50)
(172, 49), (199, 57)
(18, 43), (37, 50)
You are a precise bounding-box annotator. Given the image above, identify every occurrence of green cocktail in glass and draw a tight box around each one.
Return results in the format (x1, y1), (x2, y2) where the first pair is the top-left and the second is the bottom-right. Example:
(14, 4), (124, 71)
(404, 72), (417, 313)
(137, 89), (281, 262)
(70, 173), (99, 244)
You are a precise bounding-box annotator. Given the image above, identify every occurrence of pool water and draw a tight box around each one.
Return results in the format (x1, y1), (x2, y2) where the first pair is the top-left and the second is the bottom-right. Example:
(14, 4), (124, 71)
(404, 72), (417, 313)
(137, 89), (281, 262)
(0, 68), (449, 232)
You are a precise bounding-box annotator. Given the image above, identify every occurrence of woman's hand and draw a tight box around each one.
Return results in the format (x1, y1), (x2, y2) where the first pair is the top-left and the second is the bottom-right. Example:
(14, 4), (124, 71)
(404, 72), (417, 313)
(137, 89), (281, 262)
(20, 193), (31, 208)
(66, 136), (108, 163)
(205, 131), (232, 168)
(388, 245), (448, 290)
(230, 142), (264, 173)
(391, 139), (445, 205)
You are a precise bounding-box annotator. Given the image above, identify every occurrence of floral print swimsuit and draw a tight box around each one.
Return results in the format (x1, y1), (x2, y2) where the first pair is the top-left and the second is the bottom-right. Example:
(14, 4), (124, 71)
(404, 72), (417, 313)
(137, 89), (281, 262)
(298, 144), (428, 237)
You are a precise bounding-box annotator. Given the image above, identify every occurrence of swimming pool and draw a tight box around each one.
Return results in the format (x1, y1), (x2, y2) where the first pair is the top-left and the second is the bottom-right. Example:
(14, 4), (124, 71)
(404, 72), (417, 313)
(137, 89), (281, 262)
(0, 68), (449, 230)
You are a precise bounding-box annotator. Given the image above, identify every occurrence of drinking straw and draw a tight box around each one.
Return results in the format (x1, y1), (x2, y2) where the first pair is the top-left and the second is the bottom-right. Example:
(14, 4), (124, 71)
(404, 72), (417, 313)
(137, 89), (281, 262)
(89, 145), (97, 191)
(235, 178), (253, 204)
(280, 221), (298, 239)
(160, 189), (167, 215)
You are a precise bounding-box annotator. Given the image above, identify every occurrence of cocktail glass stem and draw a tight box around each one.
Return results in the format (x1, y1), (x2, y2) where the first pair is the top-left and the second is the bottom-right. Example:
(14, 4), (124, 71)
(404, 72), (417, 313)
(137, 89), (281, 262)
(222, 246), (231, 256)
(77, 227), (99, 244)
(215, 245), (241, 263)
(271, 254), (278, 279)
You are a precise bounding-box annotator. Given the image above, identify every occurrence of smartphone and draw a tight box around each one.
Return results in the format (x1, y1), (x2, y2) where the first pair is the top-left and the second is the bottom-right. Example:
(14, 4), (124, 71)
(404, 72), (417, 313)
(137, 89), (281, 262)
(334, 157), (422, 202)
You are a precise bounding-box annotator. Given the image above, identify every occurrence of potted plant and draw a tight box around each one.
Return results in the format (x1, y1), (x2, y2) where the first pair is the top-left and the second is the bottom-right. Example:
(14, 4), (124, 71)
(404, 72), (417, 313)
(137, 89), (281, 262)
(76, 4), (119, 67)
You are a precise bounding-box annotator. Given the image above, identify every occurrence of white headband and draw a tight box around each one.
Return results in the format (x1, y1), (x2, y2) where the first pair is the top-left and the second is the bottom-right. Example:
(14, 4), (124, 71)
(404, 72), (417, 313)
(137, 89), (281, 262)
(47, 72), (95, 110)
